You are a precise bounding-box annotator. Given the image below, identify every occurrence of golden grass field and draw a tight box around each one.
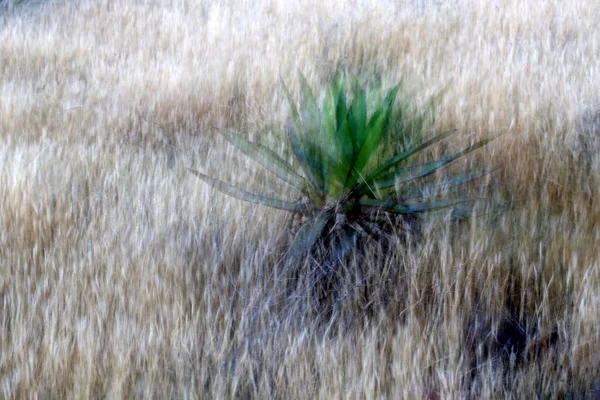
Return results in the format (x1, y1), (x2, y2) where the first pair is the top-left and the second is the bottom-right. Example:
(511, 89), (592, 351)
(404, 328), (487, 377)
(1, 0), (600, 398)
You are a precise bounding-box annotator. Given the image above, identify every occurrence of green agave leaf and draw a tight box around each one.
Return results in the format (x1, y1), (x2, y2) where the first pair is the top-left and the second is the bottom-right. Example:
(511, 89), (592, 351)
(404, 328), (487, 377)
(336, 118), (354, 187)
(219, 128), (308, 191)
(296, 73), (354, 198)
(321, 84), (341, 161)
(349, 84), (400, 188)
(287, 212), (331, 258)
(333, 73), (347, 132)
(287, 123), (326, 195)
(348, 81), (367, 152)
(300, 138), (350, 202)
(189, 168), (311, 213)
(341, 82), (367, 188)
(298, 73), (320, 130)
(283, 80), (325, 195)
(281, 79), (303, 141)
(370, 137), (494, 191)
(366, 130), (455, 182)
(370, 83), (400, 133)
(401, 168), (493, 198)
(381, 84), (448, 161)
(359, 197), (479, 214)
(353, 177), (381, 200)
(320, 82), (354, 192)
(336, 91), (355, 183)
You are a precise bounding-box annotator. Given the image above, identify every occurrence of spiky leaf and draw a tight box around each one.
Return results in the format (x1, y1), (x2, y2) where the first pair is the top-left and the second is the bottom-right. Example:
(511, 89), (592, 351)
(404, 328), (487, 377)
(285, 109), (325, 195)
(360, 197), (479, 214)
(287, 212), (331, 258)
(366, 130), (455, 181)
(348, 81), (367, 151)
(401, 168), (493, 198)
(189, 168), (311, 213)
(219, 129), (307, 191)
(349, 84), (400, 187)
(369, 137), (494, 190)
(298, 73), (320, 131)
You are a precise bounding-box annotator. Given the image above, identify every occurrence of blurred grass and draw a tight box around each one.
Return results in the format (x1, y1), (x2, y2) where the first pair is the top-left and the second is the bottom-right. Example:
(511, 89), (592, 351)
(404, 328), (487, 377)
(1, 0), (600, 397)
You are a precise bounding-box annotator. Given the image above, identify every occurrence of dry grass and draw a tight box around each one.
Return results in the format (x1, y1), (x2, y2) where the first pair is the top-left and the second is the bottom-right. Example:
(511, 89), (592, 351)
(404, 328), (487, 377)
(1, 0), (600, 398)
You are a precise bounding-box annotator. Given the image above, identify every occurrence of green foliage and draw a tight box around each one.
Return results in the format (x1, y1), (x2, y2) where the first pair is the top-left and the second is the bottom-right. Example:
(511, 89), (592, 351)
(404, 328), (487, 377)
(190, 73), (493, 261)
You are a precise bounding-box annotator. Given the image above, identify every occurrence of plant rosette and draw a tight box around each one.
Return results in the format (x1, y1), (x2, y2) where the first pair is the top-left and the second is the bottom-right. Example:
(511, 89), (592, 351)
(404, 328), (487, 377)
(190, 73), (494, 263)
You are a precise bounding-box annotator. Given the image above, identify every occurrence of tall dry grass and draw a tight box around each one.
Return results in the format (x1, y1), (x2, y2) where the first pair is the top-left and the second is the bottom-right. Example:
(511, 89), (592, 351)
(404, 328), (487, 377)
(1, 0), (600, 397)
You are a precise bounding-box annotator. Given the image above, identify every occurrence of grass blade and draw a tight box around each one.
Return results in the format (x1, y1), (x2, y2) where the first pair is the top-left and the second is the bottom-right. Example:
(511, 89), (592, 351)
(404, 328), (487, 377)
(426, 198), (506, 221)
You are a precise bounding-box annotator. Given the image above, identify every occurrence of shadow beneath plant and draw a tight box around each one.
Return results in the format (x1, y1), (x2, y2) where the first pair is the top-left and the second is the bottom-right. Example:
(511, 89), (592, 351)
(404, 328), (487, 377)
(273, 213), (420, 331)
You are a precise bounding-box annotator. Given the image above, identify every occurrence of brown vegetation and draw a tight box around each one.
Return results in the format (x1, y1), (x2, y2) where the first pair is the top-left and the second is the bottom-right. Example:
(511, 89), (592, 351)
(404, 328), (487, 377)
(1, 0), (599, 397)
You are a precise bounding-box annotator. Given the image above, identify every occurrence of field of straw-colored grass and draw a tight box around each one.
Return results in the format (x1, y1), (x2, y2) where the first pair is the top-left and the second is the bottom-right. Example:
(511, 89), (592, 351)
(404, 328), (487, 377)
(1, 0), (600, 397)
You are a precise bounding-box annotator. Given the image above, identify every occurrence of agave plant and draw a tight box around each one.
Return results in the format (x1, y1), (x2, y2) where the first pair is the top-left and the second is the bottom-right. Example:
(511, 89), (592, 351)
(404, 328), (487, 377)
(190, 73), (492, 261)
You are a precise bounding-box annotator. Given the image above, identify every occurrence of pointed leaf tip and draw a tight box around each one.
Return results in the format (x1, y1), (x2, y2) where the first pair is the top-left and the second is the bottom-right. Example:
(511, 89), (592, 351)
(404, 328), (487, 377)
(189, 168), (310, 213)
